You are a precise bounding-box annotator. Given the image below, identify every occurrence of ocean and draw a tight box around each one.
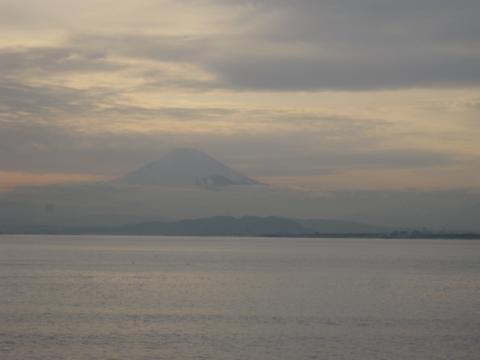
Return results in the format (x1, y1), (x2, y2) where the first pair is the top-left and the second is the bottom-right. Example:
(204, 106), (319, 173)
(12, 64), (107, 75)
(1, 235), (479, 359)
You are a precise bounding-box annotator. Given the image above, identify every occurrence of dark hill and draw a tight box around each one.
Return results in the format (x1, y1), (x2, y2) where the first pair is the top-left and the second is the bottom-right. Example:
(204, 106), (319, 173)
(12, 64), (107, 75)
(117, 216), (308, 236)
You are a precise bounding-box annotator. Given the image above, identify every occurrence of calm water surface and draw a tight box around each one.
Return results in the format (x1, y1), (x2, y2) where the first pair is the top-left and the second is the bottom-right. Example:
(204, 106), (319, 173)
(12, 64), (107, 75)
(0, 235), (479, 359)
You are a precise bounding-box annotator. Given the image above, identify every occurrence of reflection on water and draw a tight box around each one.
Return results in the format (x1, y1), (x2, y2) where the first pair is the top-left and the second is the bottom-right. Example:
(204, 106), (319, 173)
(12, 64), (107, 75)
(1, 235), (479, 359)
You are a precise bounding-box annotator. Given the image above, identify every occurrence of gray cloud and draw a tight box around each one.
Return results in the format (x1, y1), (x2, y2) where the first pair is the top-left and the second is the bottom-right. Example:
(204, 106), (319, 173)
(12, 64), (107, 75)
(252, 0), (480, 42)
(210, 54), (480, 91)
(2, 0), (480, 93)
(209, 0), (480, 90)
(0, 122), (156, 174)
(69, 3), (480, 92)
(0, 77), (230, 126)
(236, 149), (463, 177)
(0, 73), (380, 129)
(0, 81), (113, 122)
(0, 46), (122, 77)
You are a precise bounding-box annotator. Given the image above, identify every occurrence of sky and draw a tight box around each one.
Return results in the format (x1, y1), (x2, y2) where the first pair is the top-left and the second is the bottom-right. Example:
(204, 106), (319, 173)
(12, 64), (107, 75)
(1, 0), (479, 191)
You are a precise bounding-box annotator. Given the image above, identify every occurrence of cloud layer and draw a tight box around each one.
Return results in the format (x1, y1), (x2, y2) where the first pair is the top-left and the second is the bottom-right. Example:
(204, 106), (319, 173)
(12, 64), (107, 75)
(0, 0), (479, 190)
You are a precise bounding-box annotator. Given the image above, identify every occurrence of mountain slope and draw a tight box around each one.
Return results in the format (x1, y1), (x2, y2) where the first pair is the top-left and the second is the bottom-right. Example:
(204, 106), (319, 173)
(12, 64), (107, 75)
(118, 148), (260, 188)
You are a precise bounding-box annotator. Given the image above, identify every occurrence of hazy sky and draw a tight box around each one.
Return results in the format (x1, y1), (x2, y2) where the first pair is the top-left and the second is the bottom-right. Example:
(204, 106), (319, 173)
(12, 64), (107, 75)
(1, 0), (479, 191)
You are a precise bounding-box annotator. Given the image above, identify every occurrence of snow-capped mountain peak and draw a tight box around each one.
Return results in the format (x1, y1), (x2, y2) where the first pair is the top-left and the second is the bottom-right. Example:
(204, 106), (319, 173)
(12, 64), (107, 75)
(118, 148), (260, 188)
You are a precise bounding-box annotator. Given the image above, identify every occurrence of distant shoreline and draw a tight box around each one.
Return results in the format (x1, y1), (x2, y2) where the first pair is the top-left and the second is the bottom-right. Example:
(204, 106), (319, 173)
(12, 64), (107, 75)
(2, 215), (479, 239)
(262, 233), (480, 240)
(1, 231), (479, 240)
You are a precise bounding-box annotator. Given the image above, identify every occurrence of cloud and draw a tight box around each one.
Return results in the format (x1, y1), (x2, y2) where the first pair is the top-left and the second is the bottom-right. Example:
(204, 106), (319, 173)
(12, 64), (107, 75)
(207, 0), (480, 90)
(208, 53), (480, 91)
(1, 0), (479, 92)
(238, 149), (463, 177)
(0, 171), (105, 192)
(0, 0), (478, 191)
(66, 31), (480, 93)
(0, 81), (113, 122)
(0, 46), (121, 77)
(0, 73), (386, 132)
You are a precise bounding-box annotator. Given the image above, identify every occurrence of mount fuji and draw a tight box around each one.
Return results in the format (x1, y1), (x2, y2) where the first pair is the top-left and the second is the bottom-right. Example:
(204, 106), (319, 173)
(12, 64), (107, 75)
(118, 148), (260, 188)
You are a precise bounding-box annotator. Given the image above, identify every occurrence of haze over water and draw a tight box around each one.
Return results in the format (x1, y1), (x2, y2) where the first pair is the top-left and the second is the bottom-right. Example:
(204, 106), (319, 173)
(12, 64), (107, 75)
(1, 235), (479, 359)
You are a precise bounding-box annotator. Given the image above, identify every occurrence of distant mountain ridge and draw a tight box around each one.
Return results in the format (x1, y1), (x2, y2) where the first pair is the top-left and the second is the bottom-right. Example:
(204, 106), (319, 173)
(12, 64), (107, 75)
(117, 216), (308, 236)
(0, 216), (387, 236)
(118, 148), (260, 188)
(116, 216), (387, 236)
